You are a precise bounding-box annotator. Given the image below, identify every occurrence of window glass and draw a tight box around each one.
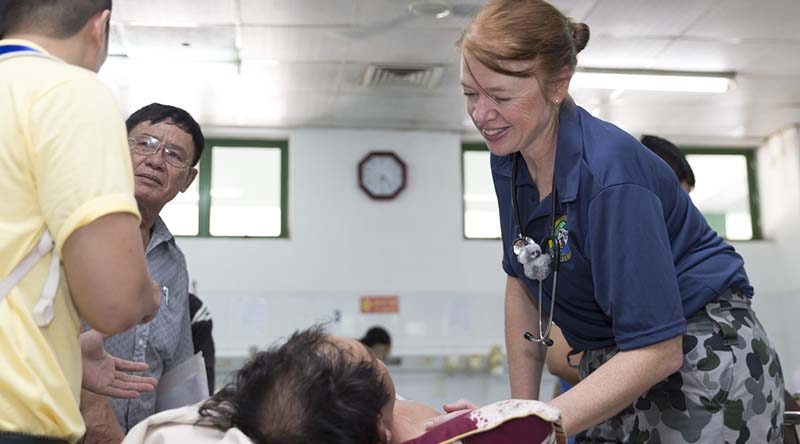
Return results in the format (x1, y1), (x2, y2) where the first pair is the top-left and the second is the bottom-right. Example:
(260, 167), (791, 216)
(210, 146), (282, 237)
(160, 179), (199, 236)
(463, 150), (501, 239)
(685, 154), (753, 240)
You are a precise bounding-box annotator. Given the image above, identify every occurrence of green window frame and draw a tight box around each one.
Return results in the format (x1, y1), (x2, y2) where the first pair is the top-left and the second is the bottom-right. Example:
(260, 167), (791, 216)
(180, 138), (289, 238)
(680, 147), (762, 241)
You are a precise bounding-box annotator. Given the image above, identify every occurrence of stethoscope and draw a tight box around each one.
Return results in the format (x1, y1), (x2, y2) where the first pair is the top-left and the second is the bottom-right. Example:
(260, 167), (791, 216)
(510, 152), (561, 347)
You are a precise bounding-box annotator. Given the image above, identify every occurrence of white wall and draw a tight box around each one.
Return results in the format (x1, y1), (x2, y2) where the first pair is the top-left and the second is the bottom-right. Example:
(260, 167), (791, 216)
(749, 125), (800, 393)
(180, 128), (513, 405)
(179, 126), (800, 404)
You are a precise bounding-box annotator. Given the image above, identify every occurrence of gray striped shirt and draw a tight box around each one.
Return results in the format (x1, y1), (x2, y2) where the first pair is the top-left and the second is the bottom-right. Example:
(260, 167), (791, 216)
(105, 216), (193, 431)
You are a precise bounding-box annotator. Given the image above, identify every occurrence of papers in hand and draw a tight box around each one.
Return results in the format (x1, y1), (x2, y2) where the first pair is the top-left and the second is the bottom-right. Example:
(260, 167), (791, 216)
(155, 352), (209, 412)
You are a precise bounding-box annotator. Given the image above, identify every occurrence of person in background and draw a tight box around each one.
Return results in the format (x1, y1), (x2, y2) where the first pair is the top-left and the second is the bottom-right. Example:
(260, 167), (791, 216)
(360, 326), (393, 362)
(78, 103), (205, 441)
(445, 0), (784, 441)
(104, 103), (205, 431)
(189, 292), (216, 394)
(640, 134), (696, 193)
(0, 1), (161, 442)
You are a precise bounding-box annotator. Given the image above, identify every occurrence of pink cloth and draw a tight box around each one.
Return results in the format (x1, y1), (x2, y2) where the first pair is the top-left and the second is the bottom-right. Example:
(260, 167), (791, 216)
(402, 399), (566, 444)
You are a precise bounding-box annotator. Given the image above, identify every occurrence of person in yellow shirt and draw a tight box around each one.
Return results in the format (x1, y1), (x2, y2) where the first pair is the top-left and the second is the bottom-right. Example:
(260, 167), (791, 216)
(0, 1), (161, 442)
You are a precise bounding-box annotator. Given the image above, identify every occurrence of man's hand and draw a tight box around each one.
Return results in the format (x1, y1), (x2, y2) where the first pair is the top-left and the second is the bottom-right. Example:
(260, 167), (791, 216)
(81, 330), (158, 398)
(423, 399), (478, 430)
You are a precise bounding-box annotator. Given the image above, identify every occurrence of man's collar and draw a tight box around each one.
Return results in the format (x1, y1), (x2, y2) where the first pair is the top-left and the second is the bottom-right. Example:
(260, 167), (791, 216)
(147, 216), (175, 253)
(0, 38), (51, 56)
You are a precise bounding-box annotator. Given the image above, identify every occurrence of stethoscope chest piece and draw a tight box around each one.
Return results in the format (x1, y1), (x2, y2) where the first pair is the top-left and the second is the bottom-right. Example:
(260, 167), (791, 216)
(512, 236), (535, 256)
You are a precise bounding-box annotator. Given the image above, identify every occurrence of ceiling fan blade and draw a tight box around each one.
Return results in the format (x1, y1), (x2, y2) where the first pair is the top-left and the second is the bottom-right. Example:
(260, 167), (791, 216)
(341, 13), (418, 40)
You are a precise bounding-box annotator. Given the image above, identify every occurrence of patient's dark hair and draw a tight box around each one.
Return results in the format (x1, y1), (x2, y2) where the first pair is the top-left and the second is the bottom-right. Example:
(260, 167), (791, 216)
(640, 134), (695, 189)
(2, 0), (111, 39)
(199, 326), (392, 444)
(126, 103), (205, 166)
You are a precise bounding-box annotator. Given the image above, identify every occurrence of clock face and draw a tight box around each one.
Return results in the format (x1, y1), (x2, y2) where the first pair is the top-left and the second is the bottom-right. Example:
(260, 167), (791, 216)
(358, 151), (407, 200)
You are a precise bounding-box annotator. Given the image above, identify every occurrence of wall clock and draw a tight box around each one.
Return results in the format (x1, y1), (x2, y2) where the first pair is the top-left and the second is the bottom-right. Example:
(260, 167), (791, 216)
(358, 151), (407, 200)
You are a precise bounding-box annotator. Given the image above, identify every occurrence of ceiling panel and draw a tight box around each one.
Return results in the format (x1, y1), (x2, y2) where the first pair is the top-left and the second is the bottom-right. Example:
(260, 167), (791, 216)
(339, 62), (461, 97)
(120, 26), (238, 61)
(347, 28), (463, 64)
(113, 0), (236, 26)
(240, 0), (356, 25)
(604, 100), (749, 137)
(239, 27), (350, 62)
(685, 0), (800, 40)
(354, 0), (479, 31)
(744, 107), (800, 138)
(732, 76), (800, 105)
(650, 38), (760, 72)
(584, 0), (716, 37)
(98, 0), (800, 139)
(241, 62), (344, 93)
(549, 0), (599, 22)
(333, 93), (462, 129)
(578, 35), (670, 68)
(742, 43), (800, 76)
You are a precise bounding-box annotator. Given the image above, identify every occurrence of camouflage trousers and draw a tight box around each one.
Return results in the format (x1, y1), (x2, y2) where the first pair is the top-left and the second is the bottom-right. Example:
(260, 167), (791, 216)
(575, 290), (784, 444)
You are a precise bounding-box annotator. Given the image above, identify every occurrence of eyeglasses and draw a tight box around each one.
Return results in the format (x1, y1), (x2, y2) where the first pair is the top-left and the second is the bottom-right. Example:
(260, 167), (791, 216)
(128, 134), (192, 169)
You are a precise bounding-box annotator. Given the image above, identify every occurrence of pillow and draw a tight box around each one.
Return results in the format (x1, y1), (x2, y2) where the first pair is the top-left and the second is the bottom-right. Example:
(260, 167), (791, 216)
(401, 399), (566, 444)
(122, 403), (253, 444)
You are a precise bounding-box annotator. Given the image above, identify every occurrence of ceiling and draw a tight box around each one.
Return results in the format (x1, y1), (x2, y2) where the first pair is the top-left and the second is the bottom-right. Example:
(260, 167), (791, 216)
(101, 0), (800, 142)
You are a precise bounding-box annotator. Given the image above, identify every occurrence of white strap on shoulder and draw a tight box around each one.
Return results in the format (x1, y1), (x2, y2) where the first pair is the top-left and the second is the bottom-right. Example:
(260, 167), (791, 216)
(0, 230), (60, 327)
(0, 49), (61, 326)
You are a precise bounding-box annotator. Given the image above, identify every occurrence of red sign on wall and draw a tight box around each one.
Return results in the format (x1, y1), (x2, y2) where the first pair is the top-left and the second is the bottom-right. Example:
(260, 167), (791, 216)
(360, 295), (399, 314)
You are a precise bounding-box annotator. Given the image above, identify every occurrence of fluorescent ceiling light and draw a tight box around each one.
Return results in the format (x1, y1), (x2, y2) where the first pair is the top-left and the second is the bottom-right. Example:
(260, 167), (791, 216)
(571, 68), (734, 94)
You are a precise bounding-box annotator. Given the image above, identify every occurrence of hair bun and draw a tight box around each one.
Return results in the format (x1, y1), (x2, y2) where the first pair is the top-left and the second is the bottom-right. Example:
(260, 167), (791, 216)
(572, 22), (590, 53)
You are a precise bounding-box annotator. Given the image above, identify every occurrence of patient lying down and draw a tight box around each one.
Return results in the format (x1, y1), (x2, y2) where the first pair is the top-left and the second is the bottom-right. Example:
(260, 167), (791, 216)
(122, 327), (562, 444)
(122, 326), (438, 444)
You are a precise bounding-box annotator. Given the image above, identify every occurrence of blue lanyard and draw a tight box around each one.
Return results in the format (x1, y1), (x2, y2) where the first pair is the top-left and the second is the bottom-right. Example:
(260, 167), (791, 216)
(0, 44), (41, 56)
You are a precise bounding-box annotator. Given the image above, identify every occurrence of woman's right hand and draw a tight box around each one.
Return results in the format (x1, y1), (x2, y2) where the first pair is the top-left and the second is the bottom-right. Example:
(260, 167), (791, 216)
(423, 399), (478, 430)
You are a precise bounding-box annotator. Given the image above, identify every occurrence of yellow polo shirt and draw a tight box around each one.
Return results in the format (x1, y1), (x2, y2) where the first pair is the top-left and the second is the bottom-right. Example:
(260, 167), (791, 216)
(0, 39), (140, 442)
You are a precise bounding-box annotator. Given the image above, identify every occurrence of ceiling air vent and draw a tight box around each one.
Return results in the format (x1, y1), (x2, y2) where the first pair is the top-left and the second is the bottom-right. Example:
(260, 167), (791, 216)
(362, 64), (444, 89)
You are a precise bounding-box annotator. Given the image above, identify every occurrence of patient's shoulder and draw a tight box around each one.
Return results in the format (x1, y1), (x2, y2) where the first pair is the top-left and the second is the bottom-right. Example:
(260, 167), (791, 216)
(393, 399), (440, 443)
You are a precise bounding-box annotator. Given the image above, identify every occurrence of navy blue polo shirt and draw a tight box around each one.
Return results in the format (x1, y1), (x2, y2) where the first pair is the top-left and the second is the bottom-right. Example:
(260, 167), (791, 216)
(492, 102), (752, 351)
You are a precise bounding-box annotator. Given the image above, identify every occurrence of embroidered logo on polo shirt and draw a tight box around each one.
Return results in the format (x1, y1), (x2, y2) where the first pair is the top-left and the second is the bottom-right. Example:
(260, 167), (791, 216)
(554, 215), (571, 262)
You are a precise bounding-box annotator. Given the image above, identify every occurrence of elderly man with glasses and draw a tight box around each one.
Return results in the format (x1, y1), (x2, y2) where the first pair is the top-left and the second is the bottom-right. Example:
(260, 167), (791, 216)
(81, 103), (206, 439)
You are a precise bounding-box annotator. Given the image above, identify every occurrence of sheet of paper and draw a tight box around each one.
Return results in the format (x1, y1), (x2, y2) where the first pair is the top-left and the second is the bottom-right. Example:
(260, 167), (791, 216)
(155, 352), (209, 412)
